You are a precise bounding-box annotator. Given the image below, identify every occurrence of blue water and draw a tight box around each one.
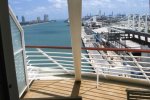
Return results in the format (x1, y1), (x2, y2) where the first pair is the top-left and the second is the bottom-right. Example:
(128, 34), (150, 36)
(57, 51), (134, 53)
(24, 21), (71, 46)
(23, 21), (92, 72)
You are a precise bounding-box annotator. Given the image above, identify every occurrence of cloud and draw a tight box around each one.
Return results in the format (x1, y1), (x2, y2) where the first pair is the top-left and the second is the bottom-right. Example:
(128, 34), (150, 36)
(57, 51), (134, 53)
(116, 0), (127, 3)
(25, 0), (32, 1)
(9, 0), (149, 20)
(24, 6), (48, 16)
(83, 0), (115, 9)
(48, 0), (67, 9)
(83, 0), (110, 6)
(34, 6), (47, 12)
(82, 0), (116, 13)
(9, 0), (33, 3)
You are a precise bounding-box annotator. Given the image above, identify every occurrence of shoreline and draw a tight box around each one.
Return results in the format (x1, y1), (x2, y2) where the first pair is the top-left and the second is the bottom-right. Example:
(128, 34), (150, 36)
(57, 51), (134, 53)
(22, 22), (50, 27)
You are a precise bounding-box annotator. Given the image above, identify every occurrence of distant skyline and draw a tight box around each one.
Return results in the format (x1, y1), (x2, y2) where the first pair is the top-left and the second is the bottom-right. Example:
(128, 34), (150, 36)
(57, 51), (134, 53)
(9, 0), (149, 21)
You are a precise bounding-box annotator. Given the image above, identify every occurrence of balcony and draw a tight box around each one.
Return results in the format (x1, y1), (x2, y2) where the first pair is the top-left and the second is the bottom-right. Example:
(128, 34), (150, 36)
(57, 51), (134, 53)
(3, 1), (150, 100)
(23, 79), (149, 100)
(22, 46), (150, 100)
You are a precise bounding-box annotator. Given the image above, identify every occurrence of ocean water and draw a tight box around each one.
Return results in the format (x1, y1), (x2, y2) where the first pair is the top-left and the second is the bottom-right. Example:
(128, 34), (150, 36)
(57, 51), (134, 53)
(23, 21), (92, 71)
(24, 21), (71, 46)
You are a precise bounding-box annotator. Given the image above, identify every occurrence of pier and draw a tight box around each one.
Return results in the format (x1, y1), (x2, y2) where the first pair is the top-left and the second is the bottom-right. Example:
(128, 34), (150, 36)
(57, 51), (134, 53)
(81, 27), (125, 75)
(110, 28), (150, 46)
(82, 26), (150, 80)
(93, 27), (150, 50)
(82, 27), (108, 72)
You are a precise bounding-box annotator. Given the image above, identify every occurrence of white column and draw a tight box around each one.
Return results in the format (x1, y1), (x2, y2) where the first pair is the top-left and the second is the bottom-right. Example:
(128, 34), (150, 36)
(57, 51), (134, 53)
(145, 14), (148, 33)
(128, 15), (130, 28)
(132, 15), (135, 30)
(138, 15), (141, 32)
(67, 0), (82, 81)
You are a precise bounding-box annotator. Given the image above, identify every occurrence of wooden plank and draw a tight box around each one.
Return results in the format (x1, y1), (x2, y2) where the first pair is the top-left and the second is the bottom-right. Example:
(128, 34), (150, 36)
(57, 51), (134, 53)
(23, 80), (148, 100)
(22, 96), (82, 100)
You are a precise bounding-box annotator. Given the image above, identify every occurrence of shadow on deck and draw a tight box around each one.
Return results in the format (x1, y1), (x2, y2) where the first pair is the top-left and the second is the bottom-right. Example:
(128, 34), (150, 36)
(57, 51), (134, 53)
(22, 78), (150, 100)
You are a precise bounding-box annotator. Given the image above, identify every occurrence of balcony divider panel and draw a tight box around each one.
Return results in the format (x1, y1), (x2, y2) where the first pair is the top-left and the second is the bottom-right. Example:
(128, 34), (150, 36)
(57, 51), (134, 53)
(9, 7), (28, 97)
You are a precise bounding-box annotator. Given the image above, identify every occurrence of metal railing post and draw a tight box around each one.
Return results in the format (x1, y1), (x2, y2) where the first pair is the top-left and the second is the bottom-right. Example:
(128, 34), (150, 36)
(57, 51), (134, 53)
(37, 48), (70, 73)
(129, 52), (150, 85)
(97, 67), (99, 88)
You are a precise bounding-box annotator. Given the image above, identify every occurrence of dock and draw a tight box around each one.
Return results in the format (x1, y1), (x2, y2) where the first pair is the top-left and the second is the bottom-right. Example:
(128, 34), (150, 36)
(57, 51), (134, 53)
(81, 27), (124, 75)
(82, 27), (108, 72)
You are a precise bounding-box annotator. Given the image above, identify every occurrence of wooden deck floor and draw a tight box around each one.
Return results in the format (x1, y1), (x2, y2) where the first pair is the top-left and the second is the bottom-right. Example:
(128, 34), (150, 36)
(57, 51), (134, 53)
(23, 79), (149, 100)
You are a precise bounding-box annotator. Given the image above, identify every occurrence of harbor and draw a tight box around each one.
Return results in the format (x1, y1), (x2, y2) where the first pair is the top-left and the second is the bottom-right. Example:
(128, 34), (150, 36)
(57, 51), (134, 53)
(24, 13), (150, 80)
(81, 14), (150, 79)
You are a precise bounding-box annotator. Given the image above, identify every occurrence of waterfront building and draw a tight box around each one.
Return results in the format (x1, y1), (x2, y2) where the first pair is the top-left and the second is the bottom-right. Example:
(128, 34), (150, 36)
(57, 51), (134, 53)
(21, 16), (25, 23)
(99, 10), (101, 17)
(37, 17), (41, 22)
(44, 14), (49, 22)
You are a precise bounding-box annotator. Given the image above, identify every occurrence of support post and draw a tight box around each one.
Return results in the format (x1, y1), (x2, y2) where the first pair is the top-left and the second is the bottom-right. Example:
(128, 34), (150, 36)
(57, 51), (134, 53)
(97, 67), (99, 88)
(132, 15), (135, 30)
(67, 0), (82, 81)
(145, 37), (148, 42)
(133, 34), (135, 39)
(128, 15), (130, 28)
(145, 14), (148, 33)
(138, 15), (141, 32)
(138, 35), (141, 40)
(128, 34), (130, 39)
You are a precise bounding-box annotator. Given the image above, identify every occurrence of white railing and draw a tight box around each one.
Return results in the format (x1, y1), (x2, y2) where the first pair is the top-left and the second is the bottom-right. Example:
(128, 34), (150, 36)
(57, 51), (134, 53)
(26, 47), (150, 85)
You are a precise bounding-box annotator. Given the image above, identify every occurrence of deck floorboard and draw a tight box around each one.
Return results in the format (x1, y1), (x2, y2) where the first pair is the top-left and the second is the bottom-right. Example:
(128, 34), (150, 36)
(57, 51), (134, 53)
(23, 79), (149, 100)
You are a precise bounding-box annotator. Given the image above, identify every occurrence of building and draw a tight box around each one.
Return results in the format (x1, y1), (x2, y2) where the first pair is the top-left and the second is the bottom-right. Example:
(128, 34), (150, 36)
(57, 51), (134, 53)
(37, 17), (41, 22)
(44, 14), (49, 22)
(21, 16), (25, 23)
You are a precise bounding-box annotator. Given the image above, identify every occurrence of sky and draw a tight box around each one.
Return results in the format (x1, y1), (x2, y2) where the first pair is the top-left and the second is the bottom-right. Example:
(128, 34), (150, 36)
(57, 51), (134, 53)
(9, 0), (149, 21)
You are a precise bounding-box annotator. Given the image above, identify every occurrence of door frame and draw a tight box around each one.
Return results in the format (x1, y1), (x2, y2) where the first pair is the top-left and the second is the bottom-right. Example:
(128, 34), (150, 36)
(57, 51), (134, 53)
(0, 0), (20, 100)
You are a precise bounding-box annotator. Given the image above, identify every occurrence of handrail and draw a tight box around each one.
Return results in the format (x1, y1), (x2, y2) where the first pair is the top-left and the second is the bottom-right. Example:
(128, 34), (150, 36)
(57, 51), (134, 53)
(26, 46), (150, 53)
(129, 52), (150, 84)
(26, 47), (150, 85)
(37, 48), (70, 73)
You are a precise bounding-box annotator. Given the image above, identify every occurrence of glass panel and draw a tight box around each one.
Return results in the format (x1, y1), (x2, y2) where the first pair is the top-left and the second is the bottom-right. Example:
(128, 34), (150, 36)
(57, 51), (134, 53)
(9, 15), (26, 95)
(14, 52), (26, 94)
(10, 16), (22, 52)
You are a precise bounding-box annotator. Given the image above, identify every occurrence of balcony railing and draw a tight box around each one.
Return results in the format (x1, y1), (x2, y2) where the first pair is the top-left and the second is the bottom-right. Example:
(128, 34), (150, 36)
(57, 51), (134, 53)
(26, 46), (150, 86)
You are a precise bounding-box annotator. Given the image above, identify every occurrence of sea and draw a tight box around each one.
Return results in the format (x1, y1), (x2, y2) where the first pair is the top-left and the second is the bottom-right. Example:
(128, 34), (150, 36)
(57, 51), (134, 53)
(24, 21), (71, 47)
(23, 20), (92, 71)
